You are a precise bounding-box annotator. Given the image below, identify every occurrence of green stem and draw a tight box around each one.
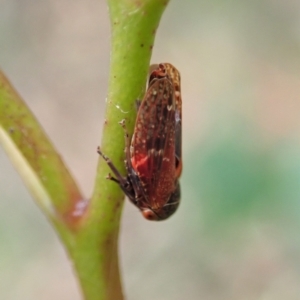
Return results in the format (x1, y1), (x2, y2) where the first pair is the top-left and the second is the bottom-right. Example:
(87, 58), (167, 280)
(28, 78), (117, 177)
(67, 1), (169, 299)
(0, 0), (169, 299)
(0, 71), (82, 232)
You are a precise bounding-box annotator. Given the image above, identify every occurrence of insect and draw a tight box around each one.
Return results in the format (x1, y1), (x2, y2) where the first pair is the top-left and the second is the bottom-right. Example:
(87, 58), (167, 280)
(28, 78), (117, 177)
(97, 63), (182, 221)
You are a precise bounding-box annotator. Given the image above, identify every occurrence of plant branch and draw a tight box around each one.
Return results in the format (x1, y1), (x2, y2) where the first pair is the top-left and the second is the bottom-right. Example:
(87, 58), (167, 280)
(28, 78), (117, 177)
(0, 0), (170, 299)
(71, 1), (170, 299)
(0, 71), (83, 232)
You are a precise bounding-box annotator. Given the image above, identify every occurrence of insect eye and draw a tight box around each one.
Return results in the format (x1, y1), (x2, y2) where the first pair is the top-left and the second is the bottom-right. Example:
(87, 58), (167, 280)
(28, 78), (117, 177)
(158, 63), (166, 72)
(141, 209), (159, 221)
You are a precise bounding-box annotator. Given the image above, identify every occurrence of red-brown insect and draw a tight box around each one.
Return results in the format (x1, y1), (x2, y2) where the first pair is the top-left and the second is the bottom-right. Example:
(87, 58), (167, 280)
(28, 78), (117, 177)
(97, 63), (182, 221)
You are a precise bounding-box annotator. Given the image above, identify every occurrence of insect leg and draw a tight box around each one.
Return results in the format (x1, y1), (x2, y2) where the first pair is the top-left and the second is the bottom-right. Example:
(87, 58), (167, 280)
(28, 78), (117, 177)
(97, 146), (128, 186)
(118, 119), (143, 198)
(135, 100), (142, 111)
(106, 173), (120, 184)
(118, 119), (131, 166)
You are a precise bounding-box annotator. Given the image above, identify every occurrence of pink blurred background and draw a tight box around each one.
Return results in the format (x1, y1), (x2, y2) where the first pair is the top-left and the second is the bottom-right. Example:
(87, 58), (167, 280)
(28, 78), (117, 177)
(1, 0), (300, 299)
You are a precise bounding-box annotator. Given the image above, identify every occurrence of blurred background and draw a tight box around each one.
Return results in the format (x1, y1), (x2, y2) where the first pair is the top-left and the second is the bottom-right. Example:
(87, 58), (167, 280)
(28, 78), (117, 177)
(1, 0), (300, 299)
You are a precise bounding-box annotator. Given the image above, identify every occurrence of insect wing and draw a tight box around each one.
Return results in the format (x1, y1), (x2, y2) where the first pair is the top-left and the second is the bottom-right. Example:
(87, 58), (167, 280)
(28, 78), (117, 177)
(130, 77), (177, 209)
(174, 106), (182, 178)
(148, 63), (182, 179)
(165, 63), (182, 179)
